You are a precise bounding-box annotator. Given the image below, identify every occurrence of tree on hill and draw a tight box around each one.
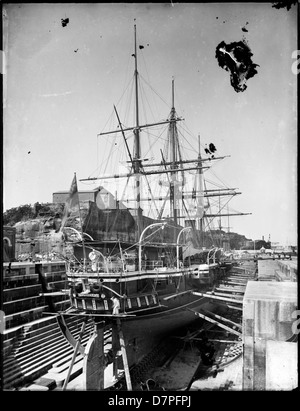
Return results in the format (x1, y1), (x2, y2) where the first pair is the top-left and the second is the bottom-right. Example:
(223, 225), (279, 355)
(3, 203), (64, 226)
(3, 204), (35, 226)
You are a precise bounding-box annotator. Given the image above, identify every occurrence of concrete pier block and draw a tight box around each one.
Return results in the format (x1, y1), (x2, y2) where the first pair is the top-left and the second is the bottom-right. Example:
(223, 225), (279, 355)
(243, 281), (297, 391)
(266, 341), (298, 390)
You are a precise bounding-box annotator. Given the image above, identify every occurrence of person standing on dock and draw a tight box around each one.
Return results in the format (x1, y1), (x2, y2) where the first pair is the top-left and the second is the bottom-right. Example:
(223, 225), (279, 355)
(111, 296), (120, 315)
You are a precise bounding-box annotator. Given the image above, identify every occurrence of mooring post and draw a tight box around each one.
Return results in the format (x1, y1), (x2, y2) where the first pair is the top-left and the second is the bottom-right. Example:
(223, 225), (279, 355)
(83, 320), (105, 390)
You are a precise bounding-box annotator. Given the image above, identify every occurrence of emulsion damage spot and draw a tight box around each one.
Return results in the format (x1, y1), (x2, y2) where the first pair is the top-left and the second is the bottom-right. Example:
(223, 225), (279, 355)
(61, 18), (69, 27)
(272, 1), (297, 11)
(215, 40), (259, 92)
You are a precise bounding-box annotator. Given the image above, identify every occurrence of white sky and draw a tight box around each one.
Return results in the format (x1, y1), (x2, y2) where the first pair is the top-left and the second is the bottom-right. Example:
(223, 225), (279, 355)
(3, 3), (297, 245)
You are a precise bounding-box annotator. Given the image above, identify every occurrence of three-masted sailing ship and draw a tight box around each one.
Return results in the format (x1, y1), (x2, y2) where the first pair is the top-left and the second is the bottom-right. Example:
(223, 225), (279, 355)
(60, 25), (250, 367)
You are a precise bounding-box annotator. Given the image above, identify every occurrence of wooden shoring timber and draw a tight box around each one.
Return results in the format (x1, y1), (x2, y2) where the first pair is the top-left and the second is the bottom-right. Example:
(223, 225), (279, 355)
(215, 287), (245, 293)
(171, 336), (240, 344)
(172, 328), (209, 342)
(226, 280), (248, 284)
(226, 276), (249, 281)
(112, 325), (120, 381)
(57, 311), (136, 317)
(192, 291), (243, 305)
(185, 308), (242, 337)
(83, 321), (105, 391)
(56, 313), (86, 355)
(226, 278), (249, 282)
(202, 308), (242, 329)
(231, 270), (255, 275)
(223, 281), (247, 286)
(230, 267), (254, 275)
(226, 277), (248, 281)
(163, 290), (193, 300)
(229, 271), (253, 276)
(39, 291), (70, 297)
(211, 300), (243, 311)
(228, 278), (252, 282)
(206, 291), (243, 300)
(225, 282), (247, 287)
(226, 304), (243, 311)
(116, 318), (132, 391)
(217, 284), (245, 289)
(62, 320), (87, 391)
(208, 338), (241, 344)
(196, 338), (240, 344)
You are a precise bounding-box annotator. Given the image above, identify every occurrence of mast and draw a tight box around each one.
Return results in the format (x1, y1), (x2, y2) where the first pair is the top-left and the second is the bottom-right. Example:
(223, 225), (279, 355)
(197, 134), (204, 247)
(169, 78), (178, 226)
(133, 24), (142, 240)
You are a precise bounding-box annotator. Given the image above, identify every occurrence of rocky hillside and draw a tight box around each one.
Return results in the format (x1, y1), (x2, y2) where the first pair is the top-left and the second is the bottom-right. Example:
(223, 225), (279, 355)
(3, 203), (255, 251)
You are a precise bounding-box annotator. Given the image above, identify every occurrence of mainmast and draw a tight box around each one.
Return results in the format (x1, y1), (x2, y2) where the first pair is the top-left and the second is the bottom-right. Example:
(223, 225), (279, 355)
(133, 24), (143, 240)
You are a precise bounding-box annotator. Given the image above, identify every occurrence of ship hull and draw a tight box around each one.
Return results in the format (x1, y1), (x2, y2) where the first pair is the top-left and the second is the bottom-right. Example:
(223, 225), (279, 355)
(116, 294), (213, 366)
(67, 262), (231, 370)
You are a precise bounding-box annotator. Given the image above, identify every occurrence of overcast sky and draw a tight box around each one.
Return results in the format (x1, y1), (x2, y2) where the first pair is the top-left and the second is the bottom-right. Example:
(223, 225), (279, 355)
(3, 3), (297, 246)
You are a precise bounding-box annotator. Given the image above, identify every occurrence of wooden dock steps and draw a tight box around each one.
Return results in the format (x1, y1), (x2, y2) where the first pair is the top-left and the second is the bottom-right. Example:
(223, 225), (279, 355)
(36, 329), (113, 389)
(4, 305), (50, 329)
(3, 315), (94, 389)
(4, 295), (45, 315)
(3, 274), (39, 288)
(4, 284), (43, 301)
(3, 260), (69, 329)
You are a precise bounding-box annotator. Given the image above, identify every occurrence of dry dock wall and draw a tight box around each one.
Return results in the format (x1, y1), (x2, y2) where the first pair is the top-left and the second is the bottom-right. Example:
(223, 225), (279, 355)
(257, 259), (297, 282)
(243, 281), (297, 390)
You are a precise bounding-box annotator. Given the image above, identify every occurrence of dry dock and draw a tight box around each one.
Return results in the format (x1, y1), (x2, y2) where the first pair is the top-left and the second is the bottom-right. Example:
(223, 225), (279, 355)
(3, 258), (297, 391)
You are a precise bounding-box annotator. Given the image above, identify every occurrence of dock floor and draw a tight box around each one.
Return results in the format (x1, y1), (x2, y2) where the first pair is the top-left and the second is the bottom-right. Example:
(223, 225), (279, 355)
(190, 356), (243, 391)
